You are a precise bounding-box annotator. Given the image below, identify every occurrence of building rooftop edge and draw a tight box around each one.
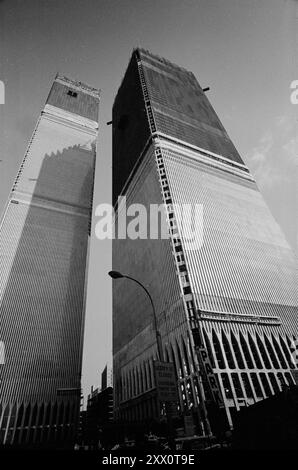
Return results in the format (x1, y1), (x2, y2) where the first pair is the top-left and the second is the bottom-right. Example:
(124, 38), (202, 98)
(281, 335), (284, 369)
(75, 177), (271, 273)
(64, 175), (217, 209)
(55, 73), (101, 97)
(113, 47), (194, 109)
(134, 47), (194, 76)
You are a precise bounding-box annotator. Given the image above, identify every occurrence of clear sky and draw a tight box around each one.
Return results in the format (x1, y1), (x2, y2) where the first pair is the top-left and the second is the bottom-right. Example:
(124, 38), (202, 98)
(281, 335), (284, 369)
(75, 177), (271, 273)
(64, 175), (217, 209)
(0, 0), (297, 402)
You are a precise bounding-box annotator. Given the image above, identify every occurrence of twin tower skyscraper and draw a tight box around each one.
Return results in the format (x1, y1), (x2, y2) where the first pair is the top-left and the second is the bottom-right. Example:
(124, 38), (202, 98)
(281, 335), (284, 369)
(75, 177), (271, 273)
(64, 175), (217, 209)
(0, 49), (297, 447)
(0, 75), (99, 447)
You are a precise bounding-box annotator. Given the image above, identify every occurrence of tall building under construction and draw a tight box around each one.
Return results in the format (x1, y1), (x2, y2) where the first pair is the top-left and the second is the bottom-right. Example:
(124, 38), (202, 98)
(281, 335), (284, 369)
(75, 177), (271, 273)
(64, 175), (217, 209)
(112, 49), (297, 432)
(0, 75), (100, 446)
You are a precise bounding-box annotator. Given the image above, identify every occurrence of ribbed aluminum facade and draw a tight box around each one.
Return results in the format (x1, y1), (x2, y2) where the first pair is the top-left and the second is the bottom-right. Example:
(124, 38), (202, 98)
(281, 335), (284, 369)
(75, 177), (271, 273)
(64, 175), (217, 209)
(113, 147), (204, 427)
(0, 76), (99, 447)
(113, 49), (297, 432)
(159, 142), (297, 426)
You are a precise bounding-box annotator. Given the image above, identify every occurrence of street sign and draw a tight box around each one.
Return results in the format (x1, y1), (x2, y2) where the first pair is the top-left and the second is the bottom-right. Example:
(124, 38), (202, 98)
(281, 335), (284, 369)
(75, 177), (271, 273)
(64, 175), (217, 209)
(154, 361), (178, 403)
(198, 346), (225, 408)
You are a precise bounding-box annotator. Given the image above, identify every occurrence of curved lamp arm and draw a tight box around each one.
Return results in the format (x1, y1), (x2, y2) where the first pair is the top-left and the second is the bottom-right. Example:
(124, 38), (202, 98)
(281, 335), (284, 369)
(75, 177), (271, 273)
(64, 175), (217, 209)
(109, 271), (164, 361)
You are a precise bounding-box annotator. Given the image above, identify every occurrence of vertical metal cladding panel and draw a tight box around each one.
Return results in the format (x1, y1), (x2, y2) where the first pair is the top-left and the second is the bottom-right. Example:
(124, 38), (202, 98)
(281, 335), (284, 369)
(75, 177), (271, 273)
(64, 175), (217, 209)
(0, 202), (89, 402)
(0, 75), (99, 446)
(113, 145), (185, 355)
(13, 115), (96, 208)
(161, 148), (298, 328)
(112, 145), (189, 414)
(138, 49), (243, 165)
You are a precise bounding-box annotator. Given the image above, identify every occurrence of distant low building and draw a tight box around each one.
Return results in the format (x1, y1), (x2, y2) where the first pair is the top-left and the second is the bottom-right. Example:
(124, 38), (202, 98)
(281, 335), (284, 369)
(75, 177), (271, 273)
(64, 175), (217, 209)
(85, 367), (113, 446)
(77, 410), (87, 446)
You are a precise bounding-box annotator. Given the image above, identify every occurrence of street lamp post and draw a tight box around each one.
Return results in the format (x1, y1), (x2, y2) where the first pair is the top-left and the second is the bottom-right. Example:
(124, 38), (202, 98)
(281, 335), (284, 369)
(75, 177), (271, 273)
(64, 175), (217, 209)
(109, 270), (176, 444)
(108, 270), (164, 361)
(109, 270), (214, 439)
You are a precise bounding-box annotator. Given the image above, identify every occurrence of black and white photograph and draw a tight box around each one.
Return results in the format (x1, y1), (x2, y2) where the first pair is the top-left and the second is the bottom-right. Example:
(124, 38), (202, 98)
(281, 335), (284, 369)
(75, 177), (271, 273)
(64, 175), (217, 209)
(0, 0), (297, 464)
